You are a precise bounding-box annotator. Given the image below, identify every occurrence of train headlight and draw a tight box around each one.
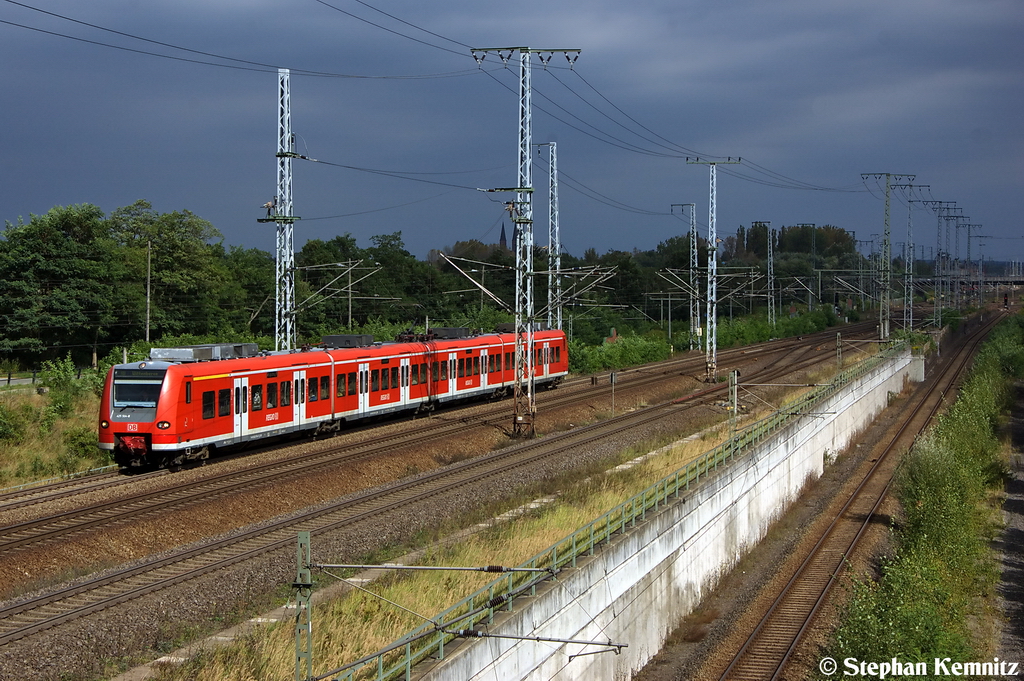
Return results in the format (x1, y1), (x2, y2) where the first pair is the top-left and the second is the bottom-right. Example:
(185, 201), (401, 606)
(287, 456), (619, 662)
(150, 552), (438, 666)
(100, 420), (110, 429)
(157, 421), (171, 430)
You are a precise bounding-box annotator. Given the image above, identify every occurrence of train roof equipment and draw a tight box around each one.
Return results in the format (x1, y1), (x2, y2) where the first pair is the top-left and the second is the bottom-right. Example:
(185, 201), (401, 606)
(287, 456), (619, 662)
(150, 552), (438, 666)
(148, 343), (260, 362)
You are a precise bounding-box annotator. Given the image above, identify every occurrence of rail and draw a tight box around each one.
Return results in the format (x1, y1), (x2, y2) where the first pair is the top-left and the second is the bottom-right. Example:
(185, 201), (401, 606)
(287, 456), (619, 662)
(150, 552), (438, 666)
(321, 341), (909, 681)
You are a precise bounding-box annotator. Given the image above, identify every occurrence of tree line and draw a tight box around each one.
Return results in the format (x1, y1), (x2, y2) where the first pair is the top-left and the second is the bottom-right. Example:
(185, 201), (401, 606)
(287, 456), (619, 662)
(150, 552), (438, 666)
(1, 200), (870, 369)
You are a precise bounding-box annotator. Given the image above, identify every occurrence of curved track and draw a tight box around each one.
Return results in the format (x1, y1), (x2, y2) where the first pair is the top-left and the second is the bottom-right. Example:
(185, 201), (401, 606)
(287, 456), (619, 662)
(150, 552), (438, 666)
(0, 324), (872, 518)
(0, 324), (876, 556)
(0, 325), (873, 646)
(716, 312), (1004, 681)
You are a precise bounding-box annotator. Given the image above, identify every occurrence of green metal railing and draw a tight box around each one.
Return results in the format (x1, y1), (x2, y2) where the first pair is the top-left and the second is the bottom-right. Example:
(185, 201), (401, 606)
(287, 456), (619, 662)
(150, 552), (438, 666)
(321, 343), (906, 681)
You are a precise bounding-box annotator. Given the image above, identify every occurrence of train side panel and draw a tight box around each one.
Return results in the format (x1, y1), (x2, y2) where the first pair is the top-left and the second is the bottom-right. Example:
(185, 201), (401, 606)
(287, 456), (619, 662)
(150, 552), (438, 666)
(100, 331), (568, 468)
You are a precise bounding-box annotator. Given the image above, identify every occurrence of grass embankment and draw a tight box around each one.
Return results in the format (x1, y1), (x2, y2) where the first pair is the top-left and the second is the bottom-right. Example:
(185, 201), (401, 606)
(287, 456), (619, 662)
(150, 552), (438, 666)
(151, 358), (847, 681)
(0, 356), (109, 488)
(822, 315), (1022, 670)
(154, 437), (717, 680)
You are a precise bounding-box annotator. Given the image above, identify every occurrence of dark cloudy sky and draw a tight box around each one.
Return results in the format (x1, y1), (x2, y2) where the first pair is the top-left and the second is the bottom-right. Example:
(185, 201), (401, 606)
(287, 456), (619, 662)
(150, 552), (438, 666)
(2, 0), (1021, 262)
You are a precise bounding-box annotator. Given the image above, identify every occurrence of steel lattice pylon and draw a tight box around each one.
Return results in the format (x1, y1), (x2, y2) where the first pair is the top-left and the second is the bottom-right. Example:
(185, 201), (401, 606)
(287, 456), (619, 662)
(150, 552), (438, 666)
(275, 69), (297, 351)
(766, 225), (776, 329)
(688, 204), (699, 350)
(706, 164), (717, 381)
(688, 157), (739, 382)
(545, 142), (562, 331)
(862, 173), (914, 340)
(472, 47), (578, 437)
(511, 49), (536, 437)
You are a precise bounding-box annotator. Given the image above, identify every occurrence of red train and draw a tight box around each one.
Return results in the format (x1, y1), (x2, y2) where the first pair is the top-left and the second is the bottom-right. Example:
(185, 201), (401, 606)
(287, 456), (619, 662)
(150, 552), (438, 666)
(99, 329), (569, 469)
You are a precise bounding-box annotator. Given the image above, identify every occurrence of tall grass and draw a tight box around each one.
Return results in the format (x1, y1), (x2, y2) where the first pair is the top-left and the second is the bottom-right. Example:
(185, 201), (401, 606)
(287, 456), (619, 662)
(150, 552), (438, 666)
(824, 315), (1021, 670)
(152, 434), (723, 680)
(151, 354), (859, 681)
(0, 355), (109, 488)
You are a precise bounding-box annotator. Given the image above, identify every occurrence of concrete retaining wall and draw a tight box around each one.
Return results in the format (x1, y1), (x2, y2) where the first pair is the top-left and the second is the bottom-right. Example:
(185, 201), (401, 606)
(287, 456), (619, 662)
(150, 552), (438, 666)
(415, 350), (921, 681)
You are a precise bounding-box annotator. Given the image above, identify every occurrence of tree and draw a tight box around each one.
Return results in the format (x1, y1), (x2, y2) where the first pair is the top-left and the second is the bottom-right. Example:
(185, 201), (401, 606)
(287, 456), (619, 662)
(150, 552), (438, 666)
(107, 200), (240, 337)
(0, 204), (124, 366)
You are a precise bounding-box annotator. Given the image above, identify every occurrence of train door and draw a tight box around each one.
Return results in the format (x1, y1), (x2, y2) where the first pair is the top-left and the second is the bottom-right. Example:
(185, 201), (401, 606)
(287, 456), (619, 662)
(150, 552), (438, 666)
(400, 357), (411, 407)
(358, 362), (370, 415)
(292, 370), (307, 428)
(447, 352), (458, 395)
(480, 350), (489, 389)
(181, 377), (195, 435)
(232, 375), (249, 440)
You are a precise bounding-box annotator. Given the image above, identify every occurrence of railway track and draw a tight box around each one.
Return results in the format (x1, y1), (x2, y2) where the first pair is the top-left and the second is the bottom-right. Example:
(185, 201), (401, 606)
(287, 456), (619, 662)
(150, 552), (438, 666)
(715, 312), (1004, 681)
(0, 324), (876, 559)
(0, 322), (876, 519)
(0, 324), (869, 647)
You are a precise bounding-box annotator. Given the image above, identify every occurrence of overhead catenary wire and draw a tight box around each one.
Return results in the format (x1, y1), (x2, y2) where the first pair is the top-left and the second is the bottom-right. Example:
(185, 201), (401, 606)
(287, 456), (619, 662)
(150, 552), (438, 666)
(0, 0), (480, 79)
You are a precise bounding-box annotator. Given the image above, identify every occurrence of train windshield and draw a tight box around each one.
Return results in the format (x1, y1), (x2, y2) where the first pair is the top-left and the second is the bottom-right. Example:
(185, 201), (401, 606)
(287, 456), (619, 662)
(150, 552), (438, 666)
(112, 369), (167, 408)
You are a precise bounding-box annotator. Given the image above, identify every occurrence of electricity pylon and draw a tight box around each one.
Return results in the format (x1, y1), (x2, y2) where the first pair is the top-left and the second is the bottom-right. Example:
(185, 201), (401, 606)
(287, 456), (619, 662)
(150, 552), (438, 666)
(473, 47), (579, 436)
(892, 184), (928, 331)
(257, 69), (300, 351)
(538, 142), (562, 330)
(862, 173), (914, 339)
(689, 157), (741, 381)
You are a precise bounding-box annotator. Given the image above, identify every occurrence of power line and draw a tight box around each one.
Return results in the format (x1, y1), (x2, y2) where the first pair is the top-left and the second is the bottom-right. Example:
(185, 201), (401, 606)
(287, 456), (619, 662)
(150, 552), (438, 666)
(287, 152), (498, 191)
(324, 0), (473, 50)
(0, 1), (478, 79)
(310, 0), (470, 57)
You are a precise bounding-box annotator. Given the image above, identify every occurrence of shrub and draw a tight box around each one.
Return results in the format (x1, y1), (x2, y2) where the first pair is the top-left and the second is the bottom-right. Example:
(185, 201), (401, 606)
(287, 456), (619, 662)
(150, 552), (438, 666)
(824, 314), (1020, 669)
(0, 402), (25, 444)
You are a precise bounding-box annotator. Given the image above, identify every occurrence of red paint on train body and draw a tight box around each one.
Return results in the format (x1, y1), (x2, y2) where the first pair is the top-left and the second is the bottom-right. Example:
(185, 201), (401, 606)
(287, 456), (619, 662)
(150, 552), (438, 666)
(98, 331), (568, 468)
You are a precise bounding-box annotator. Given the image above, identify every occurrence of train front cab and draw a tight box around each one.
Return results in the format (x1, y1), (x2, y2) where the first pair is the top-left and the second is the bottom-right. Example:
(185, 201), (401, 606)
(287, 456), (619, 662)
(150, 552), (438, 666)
(99, 362), (173, 468)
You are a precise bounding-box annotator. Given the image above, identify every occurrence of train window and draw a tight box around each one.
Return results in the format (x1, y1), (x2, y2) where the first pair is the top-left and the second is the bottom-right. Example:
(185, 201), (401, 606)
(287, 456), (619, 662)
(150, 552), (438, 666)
(420, 363), (427, 384)
(251, 384), (263, 412)
(440, 360), (447, 381)
(337, 374), (345, 397)
(320, 376), (330, 401)
(371, 369), (380, 392)
(505, 352), (512, 371)
(267, 383), (278, 409)
(281, 381), (291, 407)
(410, 364), (419, 386)
(185, 382), (192, 404)
(308, 378), (318, 402)
(473, 356), (480, 376)
(391, 366), (399, 389)
(218, 389), (231, 416)
(431, 361), (438, 382)
(347, 372), (356, 396)
(242, 386), (248, 413)
(360, 370), (368, 395)
(299, 379), (305, 403)
(202, 391), (215, 419)
(457, 358), (465, 378)
(235, 387), (241, 414)
(381, 367), (389, 391)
